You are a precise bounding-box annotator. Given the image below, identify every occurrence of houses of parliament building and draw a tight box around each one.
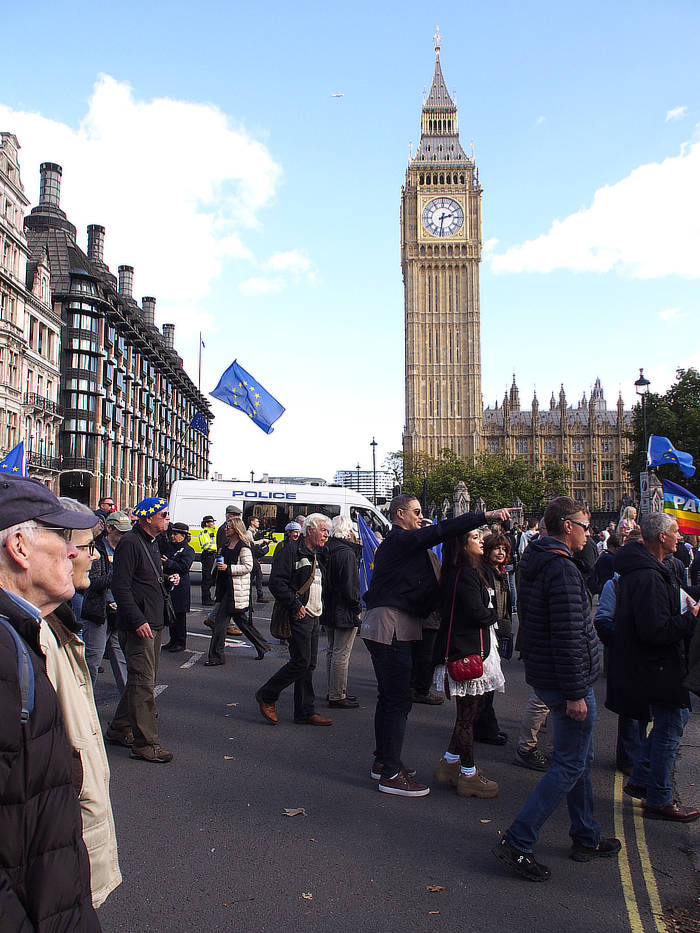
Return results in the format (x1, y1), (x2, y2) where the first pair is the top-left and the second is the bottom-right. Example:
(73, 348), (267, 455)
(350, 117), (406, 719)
(401, 33), (633, 512)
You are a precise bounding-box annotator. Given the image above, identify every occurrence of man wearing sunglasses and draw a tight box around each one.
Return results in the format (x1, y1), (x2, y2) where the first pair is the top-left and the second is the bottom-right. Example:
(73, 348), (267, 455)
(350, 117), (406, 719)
(361, 493), (510, 798)
(107, 497), (173, 763)
(0, 475), (101, 930)
(494, 496), (619, 882)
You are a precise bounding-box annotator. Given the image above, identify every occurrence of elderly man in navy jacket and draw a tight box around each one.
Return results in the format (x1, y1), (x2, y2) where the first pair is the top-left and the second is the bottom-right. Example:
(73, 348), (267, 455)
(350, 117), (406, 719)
(361, 494), (509, 798)
(494, 496), (620, 882)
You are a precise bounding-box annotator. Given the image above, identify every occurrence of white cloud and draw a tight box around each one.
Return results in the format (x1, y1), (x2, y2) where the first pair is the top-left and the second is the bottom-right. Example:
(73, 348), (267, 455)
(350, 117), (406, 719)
(239, 247), (317, 295)
(536, 115), (546, 126)
(491, 140), (700, 278)
(658, 306), (681, 320)
(665, 105), (687, 122)
(0, 75), (283, 336)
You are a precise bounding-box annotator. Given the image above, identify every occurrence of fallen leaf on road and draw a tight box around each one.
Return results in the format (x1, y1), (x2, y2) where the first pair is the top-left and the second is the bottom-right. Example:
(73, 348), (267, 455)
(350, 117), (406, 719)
(428, 911), (440, 915)
(283, 808), (307, 817)
(426, 885), (445, 892)
(301, 892), (313, 900)
(223, 756), (234, 760)
(226, 703), (238, 707)
(480, 819), (492, 823)
(310, 838), (317, 842)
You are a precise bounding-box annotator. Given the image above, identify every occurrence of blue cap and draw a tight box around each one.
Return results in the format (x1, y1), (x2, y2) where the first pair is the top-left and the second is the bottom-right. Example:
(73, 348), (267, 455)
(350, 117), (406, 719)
(132, 497), (168, 518)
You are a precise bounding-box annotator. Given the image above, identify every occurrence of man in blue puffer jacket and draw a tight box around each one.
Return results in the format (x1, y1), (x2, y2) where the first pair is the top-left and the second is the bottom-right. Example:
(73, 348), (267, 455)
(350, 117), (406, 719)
(494, 496), (620, 882)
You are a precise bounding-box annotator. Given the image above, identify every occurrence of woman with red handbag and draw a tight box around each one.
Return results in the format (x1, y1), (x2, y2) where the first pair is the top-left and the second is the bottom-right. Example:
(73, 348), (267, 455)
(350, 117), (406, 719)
(432, 529), (505, 798)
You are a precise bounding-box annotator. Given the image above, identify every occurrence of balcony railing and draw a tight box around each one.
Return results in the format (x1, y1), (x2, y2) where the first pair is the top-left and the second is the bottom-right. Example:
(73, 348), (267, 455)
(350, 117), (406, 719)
(27, 451), (61, 472)
(24, 393), (63, 416)
(61, 457), (95, 472)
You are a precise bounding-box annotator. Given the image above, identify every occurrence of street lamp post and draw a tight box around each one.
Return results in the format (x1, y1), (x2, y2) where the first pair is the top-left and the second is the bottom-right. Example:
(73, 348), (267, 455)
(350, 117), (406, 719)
(634, 367), (651, 455)
(370, 437), (378, 505)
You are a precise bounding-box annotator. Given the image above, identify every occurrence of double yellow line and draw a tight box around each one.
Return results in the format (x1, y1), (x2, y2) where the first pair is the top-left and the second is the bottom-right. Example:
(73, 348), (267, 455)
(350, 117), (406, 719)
(613, 771), (669, 933)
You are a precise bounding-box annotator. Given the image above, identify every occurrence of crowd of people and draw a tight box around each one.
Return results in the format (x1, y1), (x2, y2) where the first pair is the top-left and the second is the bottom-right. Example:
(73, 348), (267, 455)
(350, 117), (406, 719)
(1, 475), (699, 928)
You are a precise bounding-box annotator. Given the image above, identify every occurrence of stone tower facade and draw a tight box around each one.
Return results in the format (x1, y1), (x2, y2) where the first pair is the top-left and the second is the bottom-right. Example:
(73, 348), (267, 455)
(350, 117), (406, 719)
(401, 30), (483, 462)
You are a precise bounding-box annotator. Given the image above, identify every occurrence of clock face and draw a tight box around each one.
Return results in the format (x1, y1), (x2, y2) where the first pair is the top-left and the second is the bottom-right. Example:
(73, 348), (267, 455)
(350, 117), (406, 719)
(421, 197), (464, 237)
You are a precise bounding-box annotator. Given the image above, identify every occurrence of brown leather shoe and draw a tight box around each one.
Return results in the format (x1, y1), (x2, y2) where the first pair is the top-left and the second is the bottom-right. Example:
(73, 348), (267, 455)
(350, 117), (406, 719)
(643, 802), (700, 822)
(227, 625), (242, 636)
(294, 714), (333, 726)
(255, 691), (278, 724)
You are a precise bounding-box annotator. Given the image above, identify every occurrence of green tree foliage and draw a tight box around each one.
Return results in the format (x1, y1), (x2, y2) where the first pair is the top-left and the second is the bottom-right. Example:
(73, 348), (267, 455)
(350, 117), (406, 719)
(626, 367), (700, 497)
(392, 449), (569, 514)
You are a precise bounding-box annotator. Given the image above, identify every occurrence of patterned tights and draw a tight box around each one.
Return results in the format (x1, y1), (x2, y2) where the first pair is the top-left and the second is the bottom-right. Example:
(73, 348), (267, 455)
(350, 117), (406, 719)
(447, 694), (487, 766)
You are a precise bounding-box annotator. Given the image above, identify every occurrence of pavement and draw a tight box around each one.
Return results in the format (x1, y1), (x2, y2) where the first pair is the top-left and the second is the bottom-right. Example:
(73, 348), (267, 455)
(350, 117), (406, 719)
(93, 594), (700, 933)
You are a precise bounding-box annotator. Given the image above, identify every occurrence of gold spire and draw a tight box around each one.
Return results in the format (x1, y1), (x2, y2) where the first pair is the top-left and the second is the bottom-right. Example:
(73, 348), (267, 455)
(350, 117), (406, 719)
(433, 25), (441, 56)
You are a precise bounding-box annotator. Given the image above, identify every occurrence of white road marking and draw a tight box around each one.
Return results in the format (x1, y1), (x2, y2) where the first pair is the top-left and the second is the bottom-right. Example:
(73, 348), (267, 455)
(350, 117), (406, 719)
(154, 684), (168, 697)
(180, 652), (204, 669)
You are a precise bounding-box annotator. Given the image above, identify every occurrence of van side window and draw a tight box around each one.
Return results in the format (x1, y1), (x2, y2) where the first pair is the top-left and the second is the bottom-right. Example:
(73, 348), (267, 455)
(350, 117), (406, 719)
(351, 507), (385, 535)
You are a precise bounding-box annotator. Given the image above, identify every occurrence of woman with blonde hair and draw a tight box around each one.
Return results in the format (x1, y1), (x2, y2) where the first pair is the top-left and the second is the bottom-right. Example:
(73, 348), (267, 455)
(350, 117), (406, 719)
(206, 518), (269, 665)
(617, 506), (638, 541)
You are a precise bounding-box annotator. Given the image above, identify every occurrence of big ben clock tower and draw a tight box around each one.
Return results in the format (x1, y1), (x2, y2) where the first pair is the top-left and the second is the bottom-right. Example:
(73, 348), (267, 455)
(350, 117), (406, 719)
(401, 29), (483, 462)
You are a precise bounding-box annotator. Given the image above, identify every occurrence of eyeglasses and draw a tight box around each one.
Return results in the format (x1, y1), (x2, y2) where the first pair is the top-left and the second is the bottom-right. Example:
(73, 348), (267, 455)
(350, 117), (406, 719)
(74, 542), (96, 556)
(567, 519), (591, 531)
(37, 524), (73, 542)
(400, 508), (423, 516)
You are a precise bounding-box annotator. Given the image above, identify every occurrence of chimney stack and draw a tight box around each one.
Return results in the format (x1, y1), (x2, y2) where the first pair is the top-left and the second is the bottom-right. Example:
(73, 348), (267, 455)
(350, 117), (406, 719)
(142, 296), (156, 326)
(39, 162), (62, 208)
(162, 323), (175, 349)
(118, 265), (134, 298)
(87, 224), (105, 263)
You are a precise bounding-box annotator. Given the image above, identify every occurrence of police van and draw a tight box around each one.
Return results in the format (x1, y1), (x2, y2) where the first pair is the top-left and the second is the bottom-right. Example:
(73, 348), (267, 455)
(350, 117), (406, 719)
(169, 479), (390, 562)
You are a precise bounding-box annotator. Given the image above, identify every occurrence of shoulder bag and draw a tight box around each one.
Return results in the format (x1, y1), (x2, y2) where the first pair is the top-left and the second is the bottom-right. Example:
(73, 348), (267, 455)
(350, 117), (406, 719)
(270, 552), (317, 640)
(443, 567), (484, 698)
(136, 536), (177, 628)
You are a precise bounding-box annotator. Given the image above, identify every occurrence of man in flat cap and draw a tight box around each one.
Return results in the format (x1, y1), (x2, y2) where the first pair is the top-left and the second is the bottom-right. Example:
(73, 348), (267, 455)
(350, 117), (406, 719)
(106, 497), (173, 763)
(0, 475), (101, 930)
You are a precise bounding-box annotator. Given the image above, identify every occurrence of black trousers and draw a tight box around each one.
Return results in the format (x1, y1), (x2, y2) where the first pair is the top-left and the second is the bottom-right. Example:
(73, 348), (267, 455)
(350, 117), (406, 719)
(410, 628), (439, 694)
(251, 557), (264, 598)
(200, 552), (216, 602)
(364, 637), (413, 777)
(168, 611), (188, 649)
(258, 615), (320, 719)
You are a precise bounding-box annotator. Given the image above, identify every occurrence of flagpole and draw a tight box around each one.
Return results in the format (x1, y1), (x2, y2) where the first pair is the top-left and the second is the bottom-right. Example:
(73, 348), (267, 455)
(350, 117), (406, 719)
(198, 332), (202, 393)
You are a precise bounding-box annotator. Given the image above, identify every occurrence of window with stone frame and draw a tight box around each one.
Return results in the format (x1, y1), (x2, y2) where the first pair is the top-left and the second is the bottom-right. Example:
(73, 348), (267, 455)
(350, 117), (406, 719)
(573, 460), (586, 480)
(601, 461), (615, 481)
(602, 489), (615, 509)
(515, 438), (528, 454)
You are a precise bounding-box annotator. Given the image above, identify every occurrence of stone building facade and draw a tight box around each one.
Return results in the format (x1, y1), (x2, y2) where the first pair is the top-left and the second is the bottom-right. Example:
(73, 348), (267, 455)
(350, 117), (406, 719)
(20, 157), (211, 506)
(0, 133), (62, 490)
(482, 376), (633, 510)
(401, 39), (633, 511)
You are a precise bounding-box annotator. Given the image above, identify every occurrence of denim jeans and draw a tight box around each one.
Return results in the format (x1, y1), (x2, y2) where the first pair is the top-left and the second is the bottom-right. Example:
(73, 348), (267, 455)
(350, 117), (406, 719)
(326, 627), (357, 700)
(81, 613), (128, 693)
(506, 687), (600, 852)
(616, 716), (648, 772)
(364, 637), (413, 777)
(258, 614), (320, 719)
(631, 705), (690, 807)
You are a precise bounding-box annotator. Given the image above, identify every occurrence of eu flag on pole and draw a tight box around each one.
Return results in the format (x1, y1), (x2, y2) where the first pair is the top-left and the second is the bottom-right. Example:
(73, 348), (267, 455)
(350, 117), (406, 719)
(0, 441), (27, 476)
(647, 435), (696, 478)
(210, 360), (285, 435)
(189, 413), (209, 437)
(357, 513), (380, 605)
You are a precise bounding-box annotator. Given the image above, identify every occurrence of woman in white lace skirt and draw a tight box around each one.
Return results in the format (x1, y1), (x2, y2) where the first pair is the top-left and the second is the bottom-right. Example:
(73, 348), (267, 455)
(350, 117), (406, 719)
(433, 529), (505, 798)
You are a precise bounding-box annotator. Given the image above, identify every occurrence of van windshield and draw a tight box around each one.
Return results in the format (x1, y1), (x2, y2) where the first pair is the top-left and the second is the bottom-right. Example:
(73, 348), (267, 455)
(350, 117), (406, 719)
(350, 506), (387, 535)
(242, 503), (340, 534)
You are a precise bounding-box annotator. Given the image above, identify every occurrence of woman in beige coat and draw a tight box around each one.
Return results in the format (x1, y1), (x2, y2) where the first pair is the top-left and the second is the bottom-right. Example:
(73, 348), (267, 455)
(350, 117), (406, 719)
(40, 499), (121, 909)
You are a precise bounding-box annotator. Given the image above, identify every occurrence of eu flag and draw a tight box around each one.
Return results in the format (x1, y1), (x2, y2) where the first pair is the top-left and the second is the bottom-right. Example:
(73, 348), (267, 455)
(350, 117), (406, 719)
(210, 360), (285, 435)
(357, 513), (380, 605)
(647, 435), (696, 478)
(0, 441), (27, 476)
(189, 413), (209, 437)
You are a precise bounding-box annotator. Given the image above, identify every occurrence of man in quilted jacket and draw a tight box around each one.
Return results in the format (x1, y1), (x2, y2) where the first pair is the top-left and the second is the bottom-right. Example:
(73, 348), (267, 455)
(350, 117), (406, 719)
(493, 496), (620, 882)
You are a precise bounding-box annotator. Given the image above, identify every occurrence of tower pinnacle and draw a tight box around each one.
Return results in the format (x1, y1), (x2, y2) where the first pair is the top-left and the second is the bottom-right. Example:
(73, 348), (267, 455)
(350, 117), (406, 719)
(434, 25), (441, 56)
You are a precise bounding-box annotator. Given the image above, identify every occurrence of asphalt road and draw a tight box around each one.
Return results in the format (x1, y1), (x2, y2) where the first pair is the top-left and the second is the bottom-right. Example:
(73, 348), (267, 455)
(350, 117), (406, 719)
(93, 592), (699, 933)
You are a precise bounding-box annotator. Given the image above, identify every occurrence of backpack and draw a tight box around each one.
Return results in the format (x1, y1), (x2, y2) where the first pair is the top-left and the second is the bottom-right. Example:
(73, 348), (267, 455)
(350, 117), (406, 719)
(0, 615), (35, 722)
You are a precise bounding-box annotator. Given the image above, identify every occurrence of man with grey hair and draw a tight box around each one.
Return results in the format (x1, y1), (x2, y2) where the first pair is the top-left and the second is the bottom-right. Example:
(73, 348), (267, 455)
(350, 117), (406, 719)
(0, 475), (100, 929)
(608, 510), (699, 822)
(255, 513), (333, 726)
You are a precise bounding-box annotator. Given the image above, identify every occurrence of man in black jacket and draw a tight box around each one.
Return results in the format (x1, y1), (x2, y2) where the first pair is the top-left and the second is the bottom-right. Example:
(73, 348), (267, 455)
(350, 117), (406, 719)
(494, 496), (620, 881)
(609, 512), (699, 822)
(0, 476), (100, 931)
(107, 496), (173, 763)
(255, 513), (332, 726)
(361, 494), (509, 798)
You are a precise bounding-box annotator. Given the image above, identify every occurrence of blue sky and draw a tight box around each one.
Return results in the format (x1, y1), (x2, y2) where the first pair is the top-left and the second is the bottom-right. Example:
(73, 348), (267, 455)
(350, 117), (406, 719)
(3, 1), (699, 481)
